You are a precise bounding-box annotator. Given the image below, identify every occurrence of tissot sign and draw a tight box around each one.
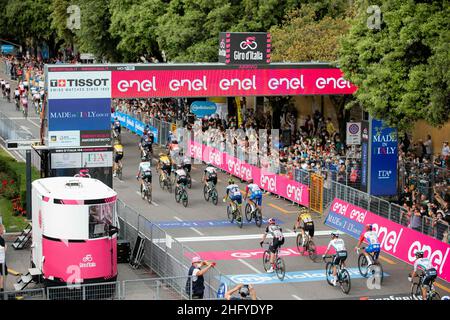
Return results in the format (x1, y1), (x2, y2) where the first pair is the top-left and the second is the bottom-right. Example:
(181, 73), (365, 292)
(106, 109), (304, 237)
(218, 32), (271, 64)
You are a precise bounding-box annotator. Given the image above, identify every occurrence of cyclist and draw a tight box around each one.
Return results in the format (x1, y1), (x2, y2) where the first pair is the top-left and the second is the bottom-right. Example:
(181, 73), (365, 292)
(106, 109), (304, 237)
(409, 250), (438, 300)
(259, 218), (285, 273)
(140, 135), (153, 160)
(202, 163), (217, 191)
(21, 94), (28, 116)
(136, 156), (152, 193)
(244, 178), (263, 216)
(113, 142), (124, 177)
(113, 117), (121, 138)
(4, 81), (10, 100)
(158, 152), (172, 178)
(223, 178), (243, 223)
(0, 79), (5, 96)
(168, 139), (180, 162)
(323, 232), (347, 286)
(182, 154), (191, 173)
(225, 284), (257, 300)
(14, 88), (20, 102)
(293, 207), (315, 247)
(32, 89), (40, 110)
(355, 224), (381, 262)
(174, 164), (188, 190)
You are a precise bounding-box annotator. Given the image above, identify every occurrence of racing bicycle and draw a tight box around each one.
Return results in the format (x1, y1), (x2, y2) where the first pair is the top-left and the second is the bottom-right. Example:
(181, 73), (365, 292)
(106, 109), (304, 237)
(175, 183), (188, 207)
(294, 227), (317, 262)
(113, 128), (121, 144)
(226, 199), (243, 228)
(115, 161), (123, 180)
(244, 199), (262, 227)
(410, 272), (441, 300)
(186, 171), (192, 189)
(203, 181), (218, 205)
(356, 247), (384, 284)
(262, 242), (286, 281)
(323, 254), (351, 294)
(140, 179), (152, 204)
(159, 170), (173, 193)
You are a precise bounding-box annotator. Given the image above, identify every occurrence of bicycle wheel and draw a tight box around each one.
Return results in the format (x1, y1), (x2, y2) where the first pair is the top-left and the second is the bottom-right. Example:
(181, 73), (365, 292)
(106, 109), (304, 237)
(147, 186), (152, 204)
(255, 209), (262, 227)
(187, 175), (192, 189)
(411, 282), (421, 299)
(227, 206), (234, 223)
(203, 185), (210, 201)
(296, 233), (303, 254)
(244, 203), (252, 222)
(358, 254), (369, 277)
(159, 174), (165, 189)
(307, 240), (318, 262)
(175, 187), (181, 203)
(182, 190), (188, 208)
(236, 208), (243, 228)
(325, 262), (334, 286)
(430, 290), (441, 301)
(118, 167), (122, 180)
(262, 250), (271, 272)
(140, 185), (145, 200)
(275, 258), (286, 281)
(167, 179), (173, 193)
(211, 189), (218, 206)
(340, 269), (351, 294)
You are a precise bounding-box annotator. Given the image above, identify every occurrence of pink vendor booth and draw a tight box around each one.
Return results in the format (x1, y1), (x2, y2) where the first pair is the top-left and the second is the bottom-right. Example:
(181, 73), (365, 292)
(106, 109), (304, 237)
(31, 177), (118, 286)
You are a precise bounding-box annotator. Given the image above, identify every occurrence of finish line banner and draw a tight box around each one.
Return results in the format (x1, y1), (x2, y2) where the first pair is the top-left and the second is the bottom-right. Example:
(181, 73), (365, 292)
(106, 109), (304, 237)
(325, 198), (450, 283)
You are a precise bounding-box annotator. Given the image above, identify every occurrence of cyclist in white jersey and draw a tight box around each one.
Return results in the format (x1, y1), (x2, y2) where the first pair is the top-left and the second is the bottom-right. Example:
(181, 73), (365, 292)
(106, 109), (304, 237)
(224, 179), (243, 222)
(244, 178), (263, 215)
(259, 218), (284, 273)
(409, 250), (438, 300)
(323, 232), (347, 286)
(202, 163), (217, 189)
(136, 157), (152, 190)
(174, 165), (188, 189)
(355, 224), (381, 262)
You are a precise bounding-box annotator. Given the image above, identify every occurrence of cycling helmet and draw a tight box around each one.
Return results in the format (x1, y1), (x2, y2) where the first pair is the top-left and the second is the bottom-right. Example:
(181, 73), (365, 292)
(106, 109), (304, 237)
(415, 250), (424, 259)
(365, 224), (373, 231)
(441, 296), (450, 300)
(228, 178), (234, 185)
(331, 231), (339, 238)
(239, 285), (250, 298)
(268, 218), (276, 224)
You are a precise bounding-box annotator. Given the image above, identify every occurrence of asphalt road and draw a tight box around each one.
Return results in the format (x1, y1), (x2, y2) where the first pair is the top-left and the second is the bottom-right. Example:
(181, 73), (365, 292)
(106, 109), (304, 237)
(1, 73), (448, 300)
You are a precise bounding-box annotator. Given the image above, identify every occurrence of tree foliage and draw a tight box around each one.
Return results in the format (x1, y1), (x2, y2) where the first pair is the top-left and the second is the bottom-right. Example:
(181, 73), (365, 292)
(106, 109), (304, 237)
(338, 0), (450, 132)
(270, 3), (352, 62)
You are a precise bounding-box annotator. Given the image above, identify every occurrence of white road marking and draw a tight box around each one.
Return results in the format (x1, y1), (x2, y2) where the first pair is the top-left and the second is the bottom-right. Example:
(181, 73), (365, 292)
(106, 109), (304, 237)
(20, 125), (33, 135)
(151, 230), (344, 243)
(28, 118), (40, 128)
(292, 295), (303, 300)
(173, 216), (204, 235)
(151, 201), (159, 207)
(238, 259), (262, 274)
(191, 178), (197, 183)
(9, 117), (39, 120)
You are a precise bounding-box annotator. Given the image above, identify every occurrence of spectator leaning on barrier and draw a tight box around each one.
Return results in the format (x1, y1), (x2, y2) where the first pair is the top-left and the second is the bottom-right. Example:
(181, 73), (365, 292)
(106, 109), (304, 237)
(0, 224), (7, 296)
(225, 283), (257, 300)
(186, 256), (216, 299)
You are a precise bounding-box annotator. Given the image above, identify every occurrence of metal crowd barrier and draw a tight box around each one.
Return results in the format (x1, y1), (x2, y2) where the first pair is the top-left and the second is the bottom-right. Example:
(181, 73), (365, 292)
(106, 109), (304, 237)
(116, 199), (233, 300)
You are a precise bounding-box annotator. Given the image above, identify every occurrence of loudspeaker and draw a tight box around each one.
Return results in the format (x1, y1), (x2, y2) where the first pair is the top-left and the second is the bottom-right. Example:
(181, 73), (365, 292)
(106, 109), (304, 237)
(117, 239), (130, 263)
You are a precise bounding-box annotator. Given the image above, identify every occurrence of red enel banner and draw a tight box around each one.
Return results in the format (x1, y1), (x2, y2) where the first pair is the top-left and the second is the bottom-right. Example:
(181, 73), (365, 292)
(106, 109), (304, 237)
(111, 68), (357, 98)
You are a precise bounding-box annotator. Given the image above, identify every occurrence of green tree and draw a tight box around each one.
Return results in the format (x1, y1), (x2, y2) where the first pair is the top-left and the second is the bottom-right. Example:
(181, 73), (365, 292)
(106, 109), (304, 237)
(270, 4), (352, 62)
(50, 0), (76, 47)
(338, 0), (450, 132)
(75, 0), (122, 62)
(109, 0), (167, 62)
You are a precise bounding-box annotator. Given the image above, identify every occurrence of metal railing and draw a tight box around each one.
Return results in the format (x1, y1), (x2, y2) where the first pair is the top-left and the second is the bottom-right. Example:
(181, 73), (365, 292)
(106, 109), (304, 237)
(122, 276), (192, 300)
(0, 110), (41, 170)
(46, 281), (120, 300)
(2, 288), (46, 300)
(116, 199), (233, 300)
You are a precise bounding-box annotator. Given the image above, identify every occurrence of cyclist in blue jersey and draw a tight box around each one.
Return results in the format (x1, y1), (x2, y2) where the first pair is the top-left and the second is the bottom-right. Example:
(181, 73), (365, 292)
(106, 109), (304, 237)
(244, 178), (263, 215)
(355, 224), (381, 262)
(223, 178), (243, 223)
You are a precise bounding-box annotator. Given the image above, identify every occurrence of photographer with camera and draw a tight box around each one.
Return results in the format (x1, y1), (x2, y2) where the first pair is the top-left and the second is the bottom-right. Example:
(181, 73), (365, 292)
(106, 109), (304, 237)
(225, 283), (257, 300)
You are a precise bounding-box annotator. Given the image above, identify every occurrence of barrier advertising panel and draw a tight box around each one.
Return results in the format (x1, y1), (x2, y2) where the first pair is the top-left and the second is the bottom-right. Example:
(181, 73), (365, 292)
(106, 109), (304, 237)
(325, 198), (450, 283)
(370, 119), (398, 196)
